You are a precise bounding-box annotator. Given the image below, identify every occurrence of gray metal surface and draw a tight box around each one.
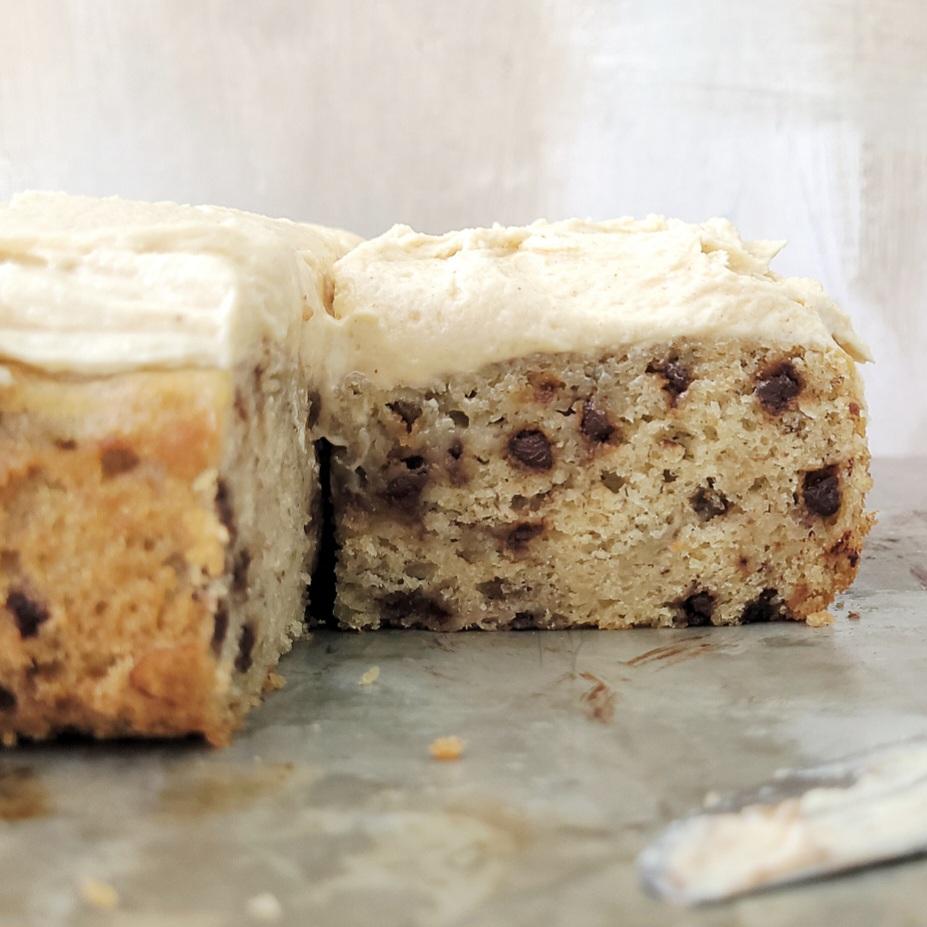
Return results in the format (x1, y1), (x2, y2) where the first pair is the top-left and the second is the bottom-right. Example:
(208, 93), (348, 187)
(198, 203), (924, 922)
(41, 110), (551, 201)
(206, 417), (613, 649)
(1, 458), (926, 927)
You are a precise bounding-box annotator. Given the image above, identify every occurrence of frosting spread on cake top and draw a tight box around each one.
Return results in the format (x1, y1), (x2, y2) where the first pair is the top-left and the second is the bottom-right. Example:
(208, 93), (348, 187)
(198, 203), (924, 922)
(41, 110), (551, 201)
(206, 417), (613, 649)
(318, 217), (871, 389)
(0, 192), (358, 374)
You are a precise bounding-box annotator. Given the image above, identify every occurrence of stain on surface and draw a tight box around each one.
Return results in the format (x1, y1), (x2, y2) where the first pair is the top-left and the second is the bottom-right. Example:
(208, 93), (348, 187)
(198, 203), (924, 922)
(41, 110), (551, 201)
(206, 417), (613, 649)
(578, 672), (615, 724)
(0, 767), (49, 821)
(625, 637), (715, 667)
(159, 762), (294, 816)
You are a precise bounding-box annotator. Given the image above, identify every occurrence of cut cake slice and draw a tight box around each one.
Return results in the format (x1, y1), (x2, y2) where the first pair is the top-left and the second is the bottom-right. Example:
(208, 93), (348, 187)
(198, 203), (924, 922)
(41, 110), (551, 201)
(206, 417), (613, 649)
(0, 192), (357, 744)
(316, 217), (872, 630)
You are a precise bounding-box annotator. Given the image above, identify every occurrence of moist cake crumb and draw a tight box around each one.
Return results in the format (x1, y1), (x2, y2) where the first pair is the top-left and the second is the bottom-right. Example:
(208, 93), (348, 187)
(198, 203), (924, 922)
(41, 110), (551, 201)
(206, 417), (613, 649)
(247, 892), (283, 922)
(358, 665), (380, 686)
(429, 735), (465, 761)
(806, 609), (834, 628)
(78, 878), (119, 911)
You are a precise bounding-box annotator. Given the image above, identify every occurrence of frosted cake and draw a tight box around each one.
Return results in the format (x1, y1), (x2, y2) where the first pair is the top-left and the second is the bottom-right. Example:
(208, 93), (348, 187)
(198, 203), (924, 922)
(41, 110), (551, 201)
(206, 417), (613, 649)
(317, 217), (872, 630)
(0, 192), (356, 744)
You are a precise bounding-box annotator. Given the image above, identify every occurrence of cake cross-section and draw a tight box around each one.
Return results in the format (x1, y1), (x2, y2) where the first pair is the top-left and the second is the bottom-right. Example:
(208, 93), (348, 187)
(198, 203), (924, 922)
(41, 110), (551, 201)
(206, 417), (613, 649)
(0, 192), (357, 744)
(316, 217), (873, 630)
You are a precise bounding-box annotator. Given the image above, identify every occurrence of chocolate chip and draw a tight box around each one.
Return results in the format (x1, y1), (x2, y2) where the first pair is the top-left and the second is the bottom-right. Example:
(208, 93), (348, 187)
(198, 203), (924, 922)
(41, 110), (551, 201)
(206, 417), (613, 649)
(387, 400), (422, 432)
(691, 482), (730, 520)
(511, 611), (540, 630)
(527, 372), (564, 403)
(232, 550), (251, 595)
(476, 578), (506, 600)
(648, 358), (691, 402)
(803, 467), (841, 517)
(0, 686), (15, 711)
(828, 532), (860, 568)
(54, 438), (77, 451)
(215, 479), (237, 540)
(741, 588), (782, 623)
(403, 455), (426, 470)
(6, 590), (49, 638)
(580, 401), (615, 443)
(380, 590), (453, 628)
(601, 471), (625, 493)
(100, 444), (139, 477)
(383, 469), (428, 511)
(663, 361), (691, 396)
(508, 429), (553, 470)
(756, 361), (803, 414)
(211, 604), (229, 654)
(447, 440), (470, 486)
(675, 591), (714, 627)
(506, 522), (544, 551)
(235, 624), (256, 673)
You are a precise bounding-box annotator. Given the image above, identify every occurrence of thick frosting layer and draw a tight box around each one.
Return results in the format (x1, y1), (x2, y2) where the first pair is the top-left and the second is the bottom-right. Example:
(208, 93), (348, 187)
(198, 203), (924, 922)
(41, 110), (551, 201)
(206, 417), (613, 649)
(319, 217), (870, 389)
(0, 192), (358, 374)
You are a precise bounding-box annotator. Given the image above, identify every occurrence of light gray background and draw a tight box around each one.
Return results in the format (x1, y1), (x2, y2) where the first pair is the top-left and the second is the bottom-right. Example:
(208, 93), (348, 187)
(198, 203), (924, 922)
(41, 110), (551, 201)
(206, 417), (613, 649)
(2, 0), (924, 455)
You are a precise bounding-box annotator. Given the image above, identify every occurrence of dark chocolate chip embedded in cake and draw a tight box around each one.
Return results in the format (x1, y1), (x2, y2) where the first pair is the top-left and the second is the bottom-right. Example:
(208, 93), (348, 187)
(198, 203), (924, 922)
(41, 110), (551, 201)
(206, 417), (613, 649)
(755, 361), (803, 414)
(803, 467), (841, 517)
(508, 429), (553, 470)
(5, 590), (49, 639)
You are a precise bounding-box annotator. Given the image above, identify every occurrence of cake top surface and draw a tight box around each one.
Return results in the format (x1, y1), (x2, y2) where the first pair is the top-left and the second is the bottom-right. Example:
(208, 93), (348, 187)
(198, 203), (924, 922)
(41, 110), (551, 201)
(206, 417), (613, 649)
(322, 217), (871, 388)
(0, 191), (359, 374)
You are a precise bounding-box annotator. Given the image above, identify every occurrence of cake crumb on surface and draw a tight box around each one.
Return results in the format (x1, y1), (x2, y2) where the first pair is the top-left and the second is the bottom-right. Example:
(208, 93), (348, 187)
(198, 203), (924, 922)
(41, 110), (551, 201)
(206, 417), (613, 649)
(262, 672), (286, 694)
(358, 665), (380, 686)
(806, 610), (834, 628)
(848, 611), (861, 621)
(429, 735), (465, 761)
(247, 892), (283, 921)
(78, 878), (119, 910)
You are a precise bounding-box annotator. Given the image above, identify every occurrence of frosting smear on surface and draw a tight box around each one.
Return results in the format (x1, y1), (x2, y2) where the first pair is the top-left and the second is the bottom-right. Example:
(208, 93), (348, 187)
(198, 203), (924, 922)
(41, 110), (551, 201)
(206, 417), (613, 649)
(319, 217), (870, 389)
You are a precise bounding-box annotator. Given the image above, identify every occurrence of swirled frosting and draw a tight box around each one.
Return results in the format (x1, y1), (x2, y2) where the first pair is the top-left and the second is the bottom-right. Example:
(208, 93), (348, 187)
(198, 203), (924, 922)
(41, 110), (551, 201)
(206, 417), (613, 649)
(315, 216), (870, 389)
(0, 192), (358, 374)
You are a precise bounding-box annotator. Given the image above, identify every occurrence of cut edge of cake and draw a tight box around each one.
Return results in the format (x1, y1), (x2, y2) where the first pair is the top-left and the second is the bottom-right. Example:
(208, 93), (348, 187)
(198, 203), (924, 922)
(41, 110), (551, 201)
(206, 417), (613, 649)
(0, 193), (358, 745)
(319, 217), (873, 632)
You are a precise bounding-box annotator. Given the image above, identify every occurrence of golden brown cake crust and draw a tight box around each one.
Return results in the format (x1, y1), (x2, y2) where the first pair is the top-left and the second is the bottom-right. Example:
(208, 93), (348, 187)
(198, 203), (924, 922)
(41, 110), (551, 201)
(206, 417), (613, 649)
(0, 365), (236, 745)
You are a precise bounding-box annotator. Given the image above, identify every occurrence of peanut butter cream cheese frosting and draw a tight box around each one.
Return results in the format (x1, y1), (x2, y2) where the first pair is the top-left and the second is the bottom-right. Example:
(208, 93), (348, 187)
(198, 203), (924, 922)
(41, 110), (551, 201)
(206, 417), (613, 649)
(0, 191), (357, 374)
(0, 198), (869, 384)
(315, 217), (871, 390)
